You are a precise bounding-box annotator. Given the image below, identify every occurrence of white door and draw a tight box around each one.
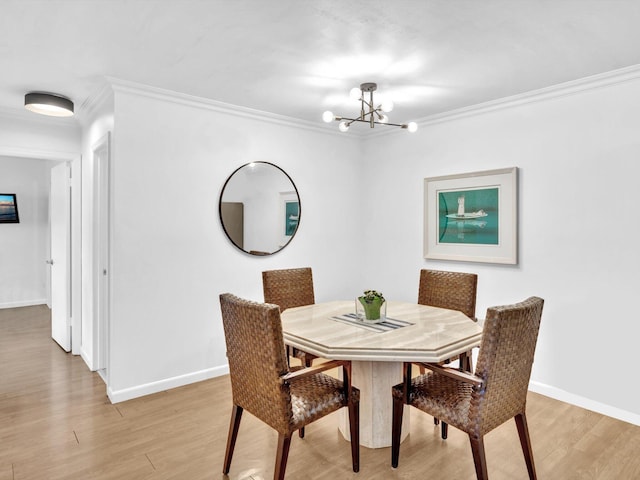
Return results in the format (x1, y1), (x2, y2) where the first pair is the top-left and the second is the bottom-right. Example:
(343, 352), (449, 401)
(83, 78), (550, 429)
(50, 162), (71, 351)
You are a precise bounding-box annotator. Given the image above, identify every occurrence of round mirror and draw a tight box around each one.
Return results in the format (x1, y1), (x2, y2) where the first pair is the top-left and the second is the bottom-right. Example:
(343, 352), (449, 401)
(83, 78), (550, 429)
(219, 162), (301, 255)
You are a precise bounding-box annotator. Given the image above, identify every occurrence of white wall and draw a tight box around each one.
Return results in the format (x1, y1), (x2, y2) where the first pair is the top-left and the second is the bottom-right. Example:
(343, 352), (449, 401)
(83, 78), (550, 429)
(106, 86), (363, 401)
(360, 72), (640, 423)
(103, 75), (640, 426)
(0, 156), (50, 308)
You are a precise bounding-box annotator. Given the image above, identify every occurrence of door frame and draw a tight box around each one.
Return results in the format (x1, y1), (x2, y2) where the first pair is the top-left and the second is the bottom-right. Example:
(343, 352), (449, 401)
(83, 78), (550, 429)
(92, 133), (111, 376)
(0, 146), (81, 354)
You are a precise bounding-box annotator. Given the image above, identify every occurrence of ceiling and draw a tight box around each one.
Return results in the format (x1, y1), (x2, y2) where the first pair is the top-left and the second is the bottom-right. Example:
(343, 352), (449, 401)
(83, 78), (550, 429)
(3, 0), (640, 129)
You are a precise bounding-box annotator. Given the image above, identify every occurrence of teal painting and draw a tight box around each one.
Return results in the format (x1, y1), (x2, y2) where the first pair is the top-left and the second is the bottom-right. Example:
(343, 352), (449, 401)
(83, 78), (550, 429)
(438, 188), (498, 244)
(285, 201), (299, 236)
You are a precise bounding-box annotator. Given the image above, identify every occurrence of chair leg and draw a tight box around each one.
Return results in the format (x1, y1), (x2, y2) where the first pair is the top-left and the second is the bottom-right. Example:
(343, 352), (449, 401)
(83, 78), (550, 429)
(223, 405), (243, 474)
(286, 345), (295, 368)
(460, 350), (473, 372)
(274, 433), (292, 480)
(298, 427), (305, 438)
(348, 398), (360, 472)
(391, 395), (405, 468)
(469, 435), (488, 480)
(515, 413), (537, 479)
(441, 421), (448, 439)
(434, 417), (440, 425)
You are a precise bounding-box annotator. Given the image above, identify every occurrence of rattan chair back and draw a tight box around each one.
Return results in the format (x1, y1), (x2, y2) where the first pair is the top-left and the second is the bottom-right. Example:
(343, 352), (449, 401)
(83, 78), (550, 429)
(391, 296), (544, 479)
(471, 296), (544, 435)
(418, 269), (477, 319)
(220, 293), (292, 433)
(220, 293), (361, 479)
(262, 267), (315, 312)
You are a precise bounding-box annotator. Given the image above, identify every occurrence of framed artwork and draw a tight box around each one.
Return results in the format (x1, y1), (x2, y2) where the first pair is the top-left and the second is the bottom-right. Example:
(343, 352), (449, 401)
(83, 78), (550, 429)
(0, 193), (20, 223)
(280, 191), (300, 242)
(424, 167), (517, 264)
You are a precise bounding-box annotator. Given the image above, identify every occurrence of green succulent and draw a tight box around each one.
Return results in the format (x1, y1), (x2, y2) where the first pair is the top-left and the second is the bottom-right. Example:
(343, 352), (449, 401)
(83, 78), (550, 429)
(361, 290), (385, 303)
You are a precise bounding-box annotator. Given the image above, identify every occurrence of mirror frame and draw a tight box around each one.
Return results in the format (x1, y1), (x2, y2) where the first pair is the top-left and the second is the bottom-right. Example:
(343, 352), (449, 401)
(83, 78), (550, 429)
(218, 161), (301, 256)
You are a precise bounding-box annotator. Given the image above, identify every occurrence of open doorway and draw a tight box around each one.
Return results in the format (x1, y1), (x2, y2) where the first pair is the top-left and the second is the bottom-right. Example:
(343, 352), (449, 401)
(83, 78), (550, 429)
(0, 151), (80, 354)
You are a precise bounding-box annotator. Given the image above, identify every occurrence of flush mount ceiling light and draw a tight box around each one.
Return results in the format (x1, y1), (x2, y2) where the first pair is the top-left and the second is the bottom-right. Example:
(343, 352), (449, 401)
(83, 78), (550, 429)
(323, 82), (417, 133)
(24, 92), (74, 117)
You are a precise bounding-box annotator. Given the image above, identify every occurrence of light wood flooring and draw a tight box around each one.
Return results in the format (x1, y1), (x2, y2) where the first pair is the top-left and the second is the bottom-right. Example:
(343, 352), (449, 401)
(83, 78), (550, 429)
(1, 305), (639, 479)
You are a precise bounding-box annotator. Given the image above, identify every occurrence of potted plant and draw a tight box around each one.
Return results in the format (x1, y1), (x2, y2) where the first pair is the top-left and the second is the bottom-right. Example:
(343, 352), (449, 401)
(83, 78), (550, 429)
(358, 290), (385, 321)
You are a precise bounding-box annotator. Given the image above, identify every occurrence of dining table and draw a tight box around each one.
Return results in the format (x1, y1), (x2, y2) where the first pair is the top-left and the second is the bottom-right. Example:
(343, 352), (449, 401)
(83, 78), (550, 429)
(280, 300), (483, 448)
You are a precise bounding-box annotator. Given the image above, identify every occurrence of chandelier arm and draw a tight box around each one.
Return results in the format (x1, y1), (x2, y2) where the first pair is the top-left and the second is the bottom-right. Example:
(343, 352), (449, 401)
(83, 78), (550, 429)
(337, 117), (406, 128)
(369, 90), (375, 127)
(361, 98), (375, 110)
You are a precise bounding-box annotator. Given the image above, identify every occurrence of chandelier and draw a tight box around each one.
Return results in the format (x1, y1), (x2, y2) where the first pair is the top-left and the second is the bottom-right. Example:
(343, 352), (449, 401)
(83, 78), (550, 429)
(323, 82), (417, 133)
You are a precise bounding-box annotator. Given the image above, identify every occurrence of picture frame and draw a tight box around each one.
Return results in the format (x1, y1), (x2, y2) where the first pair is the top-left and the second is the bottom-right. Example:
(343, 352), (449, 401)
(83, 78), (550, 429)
(0, 193), (20, 223)
(280, 191), (300, 244)
(424, 167), (517, 264)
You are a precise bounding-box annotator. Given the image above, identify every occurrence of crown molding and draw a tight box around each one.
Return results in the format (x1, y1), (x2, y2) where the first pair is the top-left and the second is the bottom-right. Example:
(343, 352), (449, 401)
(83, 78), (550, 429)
(106, 77), (356, 138)
(76, 81), (114, 126)
(86, 64), (640, 140)
(412, 63), (640, 129)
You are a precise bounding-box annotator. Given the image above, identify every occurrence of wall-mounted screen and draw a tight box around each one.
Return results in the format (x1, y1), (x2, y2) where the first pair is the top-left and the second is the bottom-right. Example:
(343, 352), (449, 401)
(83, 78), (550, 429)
(0, 193), (20, 223)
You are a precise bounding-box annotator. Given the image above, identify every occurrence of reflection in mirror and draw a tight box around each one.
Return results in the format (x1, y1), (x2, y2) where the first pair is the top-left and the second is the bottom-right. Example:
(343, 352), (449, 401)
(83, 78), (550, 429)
(219, 162), (301, 255)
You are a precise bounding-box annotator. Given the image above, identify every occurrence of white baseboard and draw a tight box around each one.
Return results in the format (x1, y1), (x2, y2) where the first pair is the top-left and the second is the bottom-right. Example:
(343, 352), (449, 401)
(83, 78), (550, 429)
(0, 299), (47, 309)
(104, 365), (640, 427)
(529, 380), (640, 427)
(107, 364), (230, 404)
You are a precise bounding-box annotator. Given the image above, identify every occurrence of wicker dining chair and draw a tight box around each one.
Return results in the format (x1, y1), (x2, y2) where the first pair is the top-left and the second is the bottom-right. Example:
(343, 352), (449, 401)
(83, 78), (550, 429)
(220, 293), (360, 480)
(418, 269), (478, 438)
(262, 267), (318, 368)
(418, 269), (478, 324)
(391, 296), (544, 480)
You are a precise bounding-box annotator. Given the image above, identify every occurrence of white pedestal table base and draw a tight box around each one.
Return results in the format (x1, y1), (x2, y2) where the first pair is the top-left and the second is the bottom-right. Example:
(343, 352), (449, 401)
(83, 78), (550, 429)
(339, 360), (410, 449)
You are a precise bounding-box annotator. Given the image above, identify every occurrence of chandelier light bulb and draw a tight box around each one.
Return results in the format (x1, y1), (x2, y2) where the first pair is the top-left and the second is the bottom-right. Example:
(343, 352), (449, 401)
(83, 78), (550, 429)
(349, 87), (362, 101)
(380, 99), (394, 113)
(407, 122), (418, 133)
(322, 111), (335, 123)
(379, 114), (389, 124)
(338, 121), (350, 132)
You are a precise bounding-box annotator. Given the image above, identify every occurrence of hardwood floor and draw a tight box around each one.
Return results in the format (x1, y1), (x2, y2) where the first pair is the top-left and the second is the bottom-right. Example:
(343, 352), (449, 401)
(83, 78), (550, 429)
(1, 305), (639, 480)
